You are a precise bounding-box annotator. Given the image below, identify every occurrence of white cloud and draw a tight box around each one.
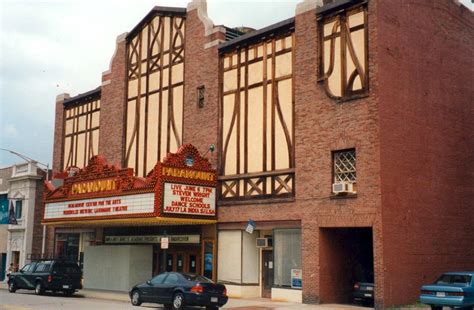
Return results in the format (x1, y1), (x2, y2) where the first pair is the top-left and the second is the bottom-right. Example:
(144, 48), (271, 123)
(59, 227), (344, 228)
(3, 124), (19, 138)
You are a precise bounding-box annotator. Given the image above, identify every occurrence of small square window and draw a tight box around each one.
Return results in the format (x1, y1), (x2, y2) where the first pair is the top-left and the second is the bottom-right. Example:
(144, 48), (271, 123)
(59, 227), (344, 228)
(197, 85), (205, 108)
(333, 149), (356, 183)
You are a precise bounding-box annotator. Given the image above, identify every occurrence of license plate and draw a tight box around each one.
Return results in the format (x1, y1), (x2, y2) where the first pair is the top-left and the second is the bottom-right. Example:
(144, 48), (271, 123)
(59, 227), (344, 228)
(211, 297), (218, 303)
(364, 293), (372, 297)
(436, 292), (446, 297)
(62, 285), (70, 289)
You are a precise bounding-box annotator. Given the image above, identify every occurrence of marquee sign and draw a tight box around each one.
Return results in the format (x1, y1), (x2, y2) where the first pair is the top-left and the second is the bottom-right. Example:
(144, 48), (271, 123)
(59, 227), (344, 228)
(43, 144), (217, 224)
(162, 183), (216, 216)
(157, 144), (217, 220)
(104, 234), (200, 244)
(44, 193), (154, 220)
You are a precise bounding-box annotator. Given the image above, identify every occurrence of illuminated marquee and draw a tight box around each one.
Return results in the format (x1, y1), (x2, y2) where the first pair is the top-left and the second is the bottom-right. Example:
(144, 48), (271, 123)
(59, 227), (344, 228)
(44, 193), (154, 220)
(44, 145), (217, 224)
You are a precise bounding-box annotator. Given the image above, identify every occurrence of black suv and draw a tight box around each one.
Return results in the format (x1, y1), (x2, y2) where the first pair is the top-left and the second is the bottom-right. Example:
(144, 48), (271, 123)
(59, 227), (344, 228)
(8, 260), (82, 296)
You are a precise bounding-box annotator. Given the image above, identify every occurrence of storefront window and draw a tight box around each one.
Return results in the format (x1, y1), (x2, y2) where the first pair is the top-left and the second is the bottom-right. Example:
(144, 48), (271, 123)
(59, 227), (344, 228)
(274, 229), (301, 287)
(203, 240), (214, 280)
(55, 233), (80, 261)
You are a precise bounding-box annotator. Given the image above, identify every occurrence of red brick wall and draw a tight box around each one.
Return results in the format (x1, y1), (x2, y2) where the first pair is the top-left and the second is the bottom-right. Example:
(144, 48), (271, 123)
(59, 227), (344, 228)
(99, 36), (127, 167)
(217, 2), (383, 305)
(377, 1), (474, 306)
(52, 97), (67, 174)
(182, 10), (221, 167)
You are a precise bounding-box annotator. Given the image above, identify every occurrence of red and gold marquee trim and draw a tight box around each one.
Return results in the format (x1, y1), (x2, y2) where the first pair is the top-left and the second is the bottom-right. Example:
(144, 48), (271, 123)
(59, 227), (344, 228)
(43, 144), (217, 225)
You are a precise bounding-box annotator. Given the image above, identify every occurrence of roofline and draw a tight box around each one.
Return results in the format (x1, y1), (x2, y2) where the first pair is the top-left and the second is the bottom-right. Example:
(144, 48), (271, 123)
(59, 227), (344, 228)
(63, 87), (101, 106)
(316, 0), (366, 16)
(127, 6), (187, 42)
(218, 17), (295, 54)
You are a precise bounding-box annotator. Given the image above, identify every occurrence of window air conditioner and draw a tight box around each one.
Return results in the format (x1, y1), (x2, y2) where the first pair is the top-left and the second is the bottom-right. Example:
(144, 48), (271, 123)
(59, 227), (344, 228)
(332, 182), (355, 194)
(256, 238), (269, 248)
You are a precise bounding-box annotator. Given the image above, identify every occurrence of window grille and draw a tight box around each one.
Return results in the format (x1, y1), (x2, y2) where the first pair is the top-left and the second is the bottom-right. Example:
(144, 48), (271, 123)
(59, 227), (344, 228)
(333, 149), (356, 182)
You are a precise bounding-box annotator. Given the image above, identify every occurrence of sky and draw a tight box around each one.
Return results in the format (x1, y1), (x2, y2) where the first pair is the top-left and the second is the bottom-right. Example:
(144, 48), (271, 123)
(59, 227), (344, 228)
(0, 0), (472, 169)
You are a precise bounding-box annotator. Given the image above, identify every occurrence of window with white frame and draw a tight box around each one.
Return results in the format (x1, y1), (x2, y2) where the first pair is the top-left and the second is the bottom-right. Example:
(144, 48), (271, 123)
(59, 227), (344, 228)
(333, 149), (356, 183)
(15, 200), (22, 219)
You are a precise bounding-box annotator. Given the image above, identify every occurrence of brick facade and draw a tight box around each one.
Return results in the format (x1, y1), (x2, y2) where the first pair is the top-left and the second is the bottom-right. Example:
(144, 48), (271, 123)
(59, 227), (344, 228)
(377, 1), (474, 306)
(99, 34), (128, 167)
(47, 0), (473, 308)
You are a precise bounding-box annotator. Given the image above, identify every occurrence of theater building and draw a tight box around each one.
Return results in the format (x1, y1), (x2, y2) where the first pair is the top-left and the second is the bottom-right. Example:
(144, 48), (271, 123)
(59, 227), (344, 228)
(44, 0), (473, 308)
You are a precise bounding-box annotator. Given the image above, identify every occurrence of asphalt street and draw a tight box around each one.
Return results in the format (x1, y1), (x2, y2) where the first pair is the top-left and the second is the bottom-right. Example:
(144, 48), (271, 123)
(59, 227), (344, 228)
(0, 290), (160, 310)
(0, 289), (376, 310)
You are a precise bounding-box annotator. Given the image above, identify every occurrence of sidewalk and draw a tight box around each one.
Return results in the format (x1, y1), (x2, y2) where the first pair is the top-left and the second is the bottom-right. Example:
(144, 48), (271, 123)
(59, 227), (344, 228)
(0, 281), (427, 309)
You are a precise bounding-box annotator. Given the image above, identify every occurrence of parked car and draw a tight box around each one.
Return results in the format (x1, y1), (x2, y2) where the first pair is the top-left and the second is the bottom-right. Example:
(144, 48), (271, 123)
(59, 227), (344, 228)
(353, 282), (375, 306)
(420, 272), (474, 310)
(129, 272), (228, 310)
(7, 259), (82, 296)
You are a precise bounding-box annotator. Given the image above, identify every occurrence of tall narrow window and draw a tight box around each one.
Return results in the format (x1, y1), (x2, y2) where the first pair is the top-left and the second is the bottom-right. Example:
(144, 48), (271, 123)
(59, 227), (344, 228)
(15, 200), (22, 220)
(125, 12), (186, 177)
(197, 85), (205, 108)
(219, 32), (295, 201)
(318, 3), (368, 100)
(63, 93), (100, 170)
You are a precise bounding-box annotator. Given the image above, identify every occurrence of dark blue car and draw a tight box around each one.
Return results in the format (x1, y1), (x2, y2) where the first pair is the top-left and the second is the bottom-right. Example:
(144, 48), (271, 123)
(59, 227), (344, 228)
(129, 272), (228, 310)
(420, 272), (474, 310)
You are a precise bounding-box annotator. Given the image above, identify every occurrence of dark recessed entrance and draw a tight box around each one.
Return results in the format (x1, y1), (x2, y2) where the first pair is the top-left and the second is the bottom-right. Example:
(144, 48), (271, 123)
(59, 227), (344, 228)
(319, 227), (374, 305)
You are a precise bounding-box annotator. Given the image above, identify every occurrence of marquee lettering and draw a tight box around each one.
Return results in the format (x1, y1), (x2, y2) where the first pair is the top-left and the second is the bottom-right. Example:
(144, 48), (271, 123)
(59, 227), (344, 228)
(71, 179), (117, 195)
(161, 167), (215, 182)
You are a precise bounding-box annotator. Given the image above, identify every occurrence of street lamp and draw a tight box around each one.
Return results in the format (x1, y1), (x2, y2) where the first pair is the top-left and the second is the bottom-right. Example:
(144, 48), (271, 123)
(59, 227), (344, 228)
(0, 148), (50, 257)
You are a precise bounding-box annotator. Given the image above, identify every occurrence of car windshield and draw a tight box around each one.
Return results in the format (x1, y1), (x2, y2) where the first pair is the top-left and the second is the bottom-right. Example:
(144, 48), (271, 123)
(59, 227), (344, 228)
(181, 273), (213, 283)
(436, 274), (472, 285)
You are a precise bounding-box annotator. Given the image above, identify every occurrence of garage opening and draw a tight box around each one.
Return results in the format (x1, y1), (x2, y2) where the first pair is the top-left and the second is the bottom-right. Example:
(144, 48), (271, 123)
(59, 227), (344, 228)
(319, 227), (374, 305)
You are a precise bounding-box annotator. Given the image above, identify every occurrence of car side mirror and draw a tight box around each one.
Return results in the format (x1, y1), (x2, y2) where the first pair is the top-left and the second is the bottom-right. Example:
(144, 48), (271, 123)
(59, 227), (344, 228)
(20, 270), (24, 273)
(146, 280), (152, 285)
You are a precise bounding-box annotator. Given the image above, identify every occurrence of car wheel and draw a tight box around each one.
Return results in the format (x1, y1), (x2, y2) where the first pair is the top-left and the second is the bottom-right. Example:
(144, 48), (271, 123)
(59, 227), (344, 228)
(35, 281), (44, 295)
(206, 306), (219, 310)
(64, 290), (75, 297)
(172, 292), (185, 310)
(8, 281), (16, 293)
(131, 290), (142, 306)
(430, 306), (442, 310)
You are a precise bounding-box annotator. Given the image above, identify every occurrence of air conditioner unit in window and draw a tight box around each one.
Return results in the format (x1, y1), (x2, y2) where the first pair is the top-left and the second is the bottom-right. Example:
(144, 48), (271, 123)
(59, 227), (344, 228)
(256, 238), (269, 248)
(332, 182), (355, 194)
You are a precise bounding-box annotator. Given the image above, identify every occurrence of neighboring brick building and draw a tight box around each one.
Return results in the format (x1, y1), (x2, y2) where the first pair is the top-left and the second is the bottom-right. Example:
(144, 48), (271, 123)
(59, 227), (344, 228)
(44, 0), (473, 308)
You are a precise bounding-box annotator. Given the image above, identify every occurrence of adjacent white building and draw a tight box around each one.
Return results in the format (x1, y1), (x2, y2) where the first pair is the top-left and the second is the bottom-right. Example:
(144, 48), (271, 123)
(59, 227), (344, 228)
(1, 162), (45, 280)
